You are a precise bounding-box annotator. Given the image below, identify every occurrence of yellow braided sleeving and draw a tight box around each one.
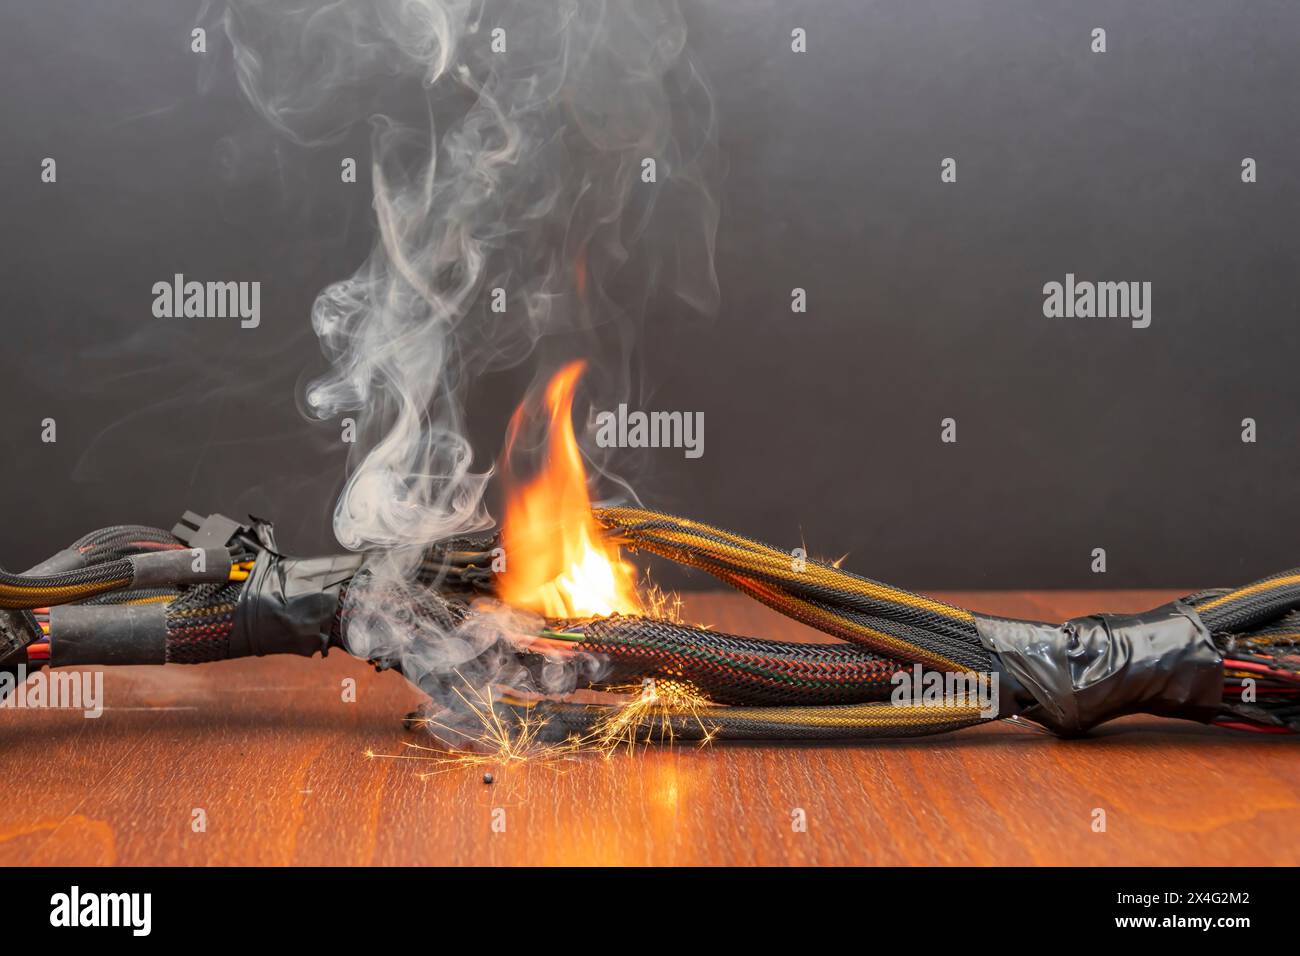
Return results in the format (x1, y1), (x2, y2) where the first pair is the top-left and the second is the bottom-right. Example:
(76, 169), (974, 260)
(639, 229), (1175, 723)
(0, 578), (132, 610)
(1195, 573), (1300, 613)
(713, 568), (967, 672)
(167, 599), (238, 621)
(665, 528), (972, 620)
(699, 699), (987, 728)
(510, 695), (990, 740)
(596, 507), (973, 623)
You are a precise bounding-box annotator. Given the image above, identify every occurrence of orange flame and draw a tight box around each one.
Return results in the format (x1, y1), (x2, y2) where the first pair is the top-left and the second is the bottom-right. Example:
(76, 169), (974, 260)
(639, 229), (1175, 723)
(498, 361), (641, 619)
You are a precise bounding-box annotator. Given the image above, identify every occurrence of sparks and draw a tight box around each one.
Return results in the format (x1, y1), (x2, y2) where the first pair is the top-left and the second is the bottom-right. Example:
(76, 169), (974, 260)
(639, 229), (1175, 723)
(367, 674), (720, 777)
(385, 679), (583, 778)
(590, 678), (719, 756)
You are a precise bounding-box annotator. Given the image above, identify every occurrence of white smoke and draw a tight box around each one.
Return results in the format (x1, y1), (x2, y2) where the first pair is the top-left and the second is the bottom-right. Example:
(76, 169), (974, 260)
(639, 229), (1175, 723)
(201, 0), (720, 706)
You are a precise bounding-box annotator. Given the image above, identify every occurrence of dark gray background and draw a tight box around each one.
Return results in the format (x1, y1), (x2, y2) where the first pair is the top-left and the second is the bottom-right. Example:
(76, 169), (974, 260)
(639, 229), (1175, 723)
(2, 0), (1298, 588)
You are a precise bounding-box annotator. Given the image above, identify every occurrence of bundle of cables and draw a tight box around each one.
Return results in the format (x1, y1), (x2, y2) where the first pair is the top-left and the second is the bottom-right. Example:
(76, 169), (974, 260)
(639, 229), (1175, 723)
(3, 509), (1298, 742)
(513, 508), (1300, 739)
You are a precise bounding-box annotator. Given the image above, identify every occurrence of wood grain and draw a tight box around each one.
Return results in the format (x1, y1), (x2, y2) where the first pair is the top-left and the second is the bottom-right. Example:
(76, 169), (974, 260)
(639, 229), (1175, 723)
(1, 590), (1296, 866)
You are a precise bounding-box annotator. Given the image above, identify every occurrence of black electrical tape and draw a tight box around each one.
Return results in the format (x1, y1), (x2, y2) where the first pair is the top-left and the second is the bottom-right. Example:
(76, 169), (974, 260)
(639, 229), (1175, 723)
(228, 552), (365, 659)
(49, 604), (167, 667)
(973, 601), (1223, 735)
(128, 549), (232, 589)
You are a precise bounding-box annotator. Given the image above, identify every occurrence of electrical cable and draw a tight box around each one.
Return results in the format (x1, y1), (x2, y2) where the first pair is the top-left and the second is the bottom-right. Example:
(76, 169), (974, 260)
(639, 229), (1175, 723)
(14, 509), (1300, 741)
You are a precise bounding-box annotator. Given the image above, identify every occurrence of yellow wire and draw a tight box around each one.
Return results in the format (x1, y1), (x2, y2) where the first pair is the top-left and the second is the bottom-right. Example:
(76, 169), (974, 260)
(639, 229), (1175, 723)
(1195, 574), (1300, 613)
(597, 508), (973, 623)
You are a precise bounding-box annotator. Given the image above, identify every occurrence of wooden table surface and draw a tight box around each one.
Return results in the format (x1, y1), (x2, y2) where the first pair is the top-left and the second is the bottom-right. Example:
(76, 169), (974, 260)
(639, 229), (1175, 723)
(1, 590), (1296, 866)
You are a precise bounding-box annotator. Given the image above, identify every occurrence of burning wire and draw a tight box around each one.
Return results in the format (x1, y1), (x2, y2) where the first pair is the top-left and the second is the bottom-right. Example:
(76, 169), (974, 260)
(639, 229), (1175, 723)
(6, 505), (1300, 744)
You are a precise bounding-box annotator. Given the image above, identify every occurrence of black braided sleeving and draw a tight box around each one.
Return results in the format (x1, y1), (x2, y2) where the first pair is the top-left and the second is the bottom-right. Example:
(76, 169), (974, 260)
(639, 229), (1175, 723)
(164, 582), (242, 664)
(512, 699), (989, 741)
(594, 510), (974, 625)
(0, 561), (133, 590)
(334, 577), (920, 708)
(79, 588), (177, 607)
(600, 510), (1299, 685)
(1189, 570), (1300, 634)
(0, 560), (136, 609)
(1231, 608), (1300, 638)
(703, 551), (984, 646)
(557, 615), (903, 705)
(841, 607), (991, 672)
(69, 525), (183, 564)
(331, 578), (978, 709)
(594, 509), (988, 665)
(24, 526), (182, 574)
(329, 539), (1300, 728)
(712, 565), (990, 671)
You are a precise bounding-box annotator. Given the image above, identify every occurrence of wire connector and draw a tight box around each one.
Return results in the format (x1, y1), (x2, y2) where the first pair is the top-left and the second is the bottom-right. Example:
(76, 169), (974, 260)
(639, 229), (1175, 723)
(0, 607), (41, 665)
(172, 511), (276, 557)
(171, 512), (248, 550)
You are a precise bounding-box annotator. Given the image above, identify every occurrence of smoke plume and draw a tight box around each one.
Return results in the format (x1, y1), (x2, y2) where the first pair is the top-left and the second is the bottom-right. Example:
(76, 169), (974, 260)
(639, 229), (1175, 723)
(201, 0), (721, 707)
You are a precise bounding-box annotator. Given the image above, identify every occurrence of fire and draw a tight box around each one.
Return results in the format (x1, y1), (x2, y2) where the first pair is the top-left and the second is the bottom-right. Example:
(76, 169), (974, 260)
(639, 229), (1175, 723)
(498, 361), (641, 619)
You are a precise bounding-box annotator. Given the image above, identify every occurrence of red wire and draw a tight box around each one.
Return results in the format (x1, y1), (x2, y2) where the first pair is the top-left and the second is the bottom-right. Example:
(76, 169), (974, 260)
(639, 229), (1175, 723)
(1224, 658), (1298, 682)
(1214, 719), (1295, 735)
